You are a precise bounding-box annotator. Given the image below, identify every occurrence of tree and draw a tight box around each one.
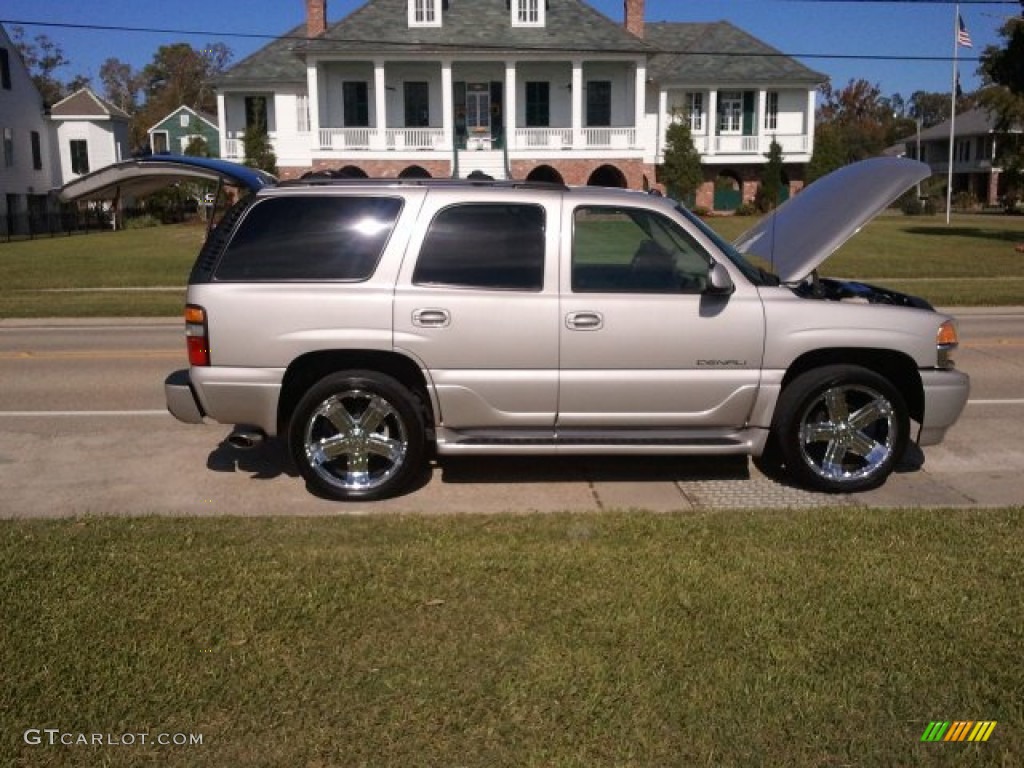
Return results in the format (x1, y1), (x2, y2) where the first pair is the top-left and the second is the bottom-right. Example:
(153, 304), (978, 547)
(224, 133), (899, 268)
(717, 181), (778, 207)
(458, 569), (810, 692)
(908, 90), (977, 129)
(806, 124), (846, 183)
(979, 19), (1024, 207)
(756, 139), (784, 212)
(10, 26), (87, 106)
(243, 111), (277, 175)
(815, 79), (895, 164)
(657, 115), (703, 204)
(100, 58), (145, 114)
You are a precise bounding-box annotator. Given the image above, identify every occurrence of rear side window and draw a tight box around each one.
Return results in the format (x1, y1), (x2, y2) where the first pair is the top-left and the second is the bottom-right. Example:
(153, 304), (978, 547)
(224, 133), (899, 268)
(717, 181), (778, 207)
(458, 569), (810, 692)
(215, 196), (403, 281)
(413, 203), (545, 291)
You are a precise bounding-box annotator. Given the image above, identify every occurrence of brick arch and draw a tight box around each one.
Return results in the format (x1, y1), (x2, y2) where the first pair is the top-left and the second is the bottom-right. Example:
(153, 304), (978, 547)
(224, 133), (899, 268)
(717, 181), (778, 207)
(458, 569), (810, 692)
(586, 165), (628, 189)
(398, 165), (432, 179)
(524, 165), (564, 185)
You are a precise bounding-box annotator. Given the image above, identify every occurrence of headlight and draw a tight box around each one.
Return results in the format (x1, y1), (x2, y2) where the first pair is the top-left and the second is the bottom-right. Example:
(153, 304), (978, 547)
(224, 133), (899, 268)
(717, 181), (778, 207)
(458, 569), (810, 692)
(936, 320), (959, 369)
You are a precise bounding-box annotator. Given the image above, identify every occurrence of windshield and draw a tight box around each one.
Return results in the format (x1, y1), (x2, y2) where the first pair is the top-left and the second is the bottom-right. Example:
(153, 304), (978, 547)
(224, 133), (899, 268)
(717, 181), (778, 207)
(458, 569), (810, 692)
(674, 204), (775, 286)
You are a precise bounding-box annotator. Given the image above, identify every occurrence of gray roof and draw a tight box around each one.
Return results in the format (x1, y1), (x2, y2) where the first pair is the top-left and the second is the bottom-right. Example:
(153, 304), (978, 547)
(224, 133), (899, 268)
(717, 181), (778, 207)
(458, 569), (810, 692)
(299, 0), (651, 56)
(645, 21), (826, 86)
(917, 106), (1021, 141)
(217, 22), (309, 86)
(220, 3), (823, 88)
(50, 88), (131, 119)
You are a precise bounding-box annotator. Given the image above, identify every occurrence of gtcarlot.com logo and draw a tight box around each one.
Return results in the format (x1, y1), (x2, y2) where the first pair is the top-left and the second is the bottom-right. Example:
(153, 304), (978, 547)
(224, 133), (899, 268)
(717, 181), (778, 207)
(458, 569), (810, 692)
(24, 729), (203, 747)
(920, 721), (997, 743)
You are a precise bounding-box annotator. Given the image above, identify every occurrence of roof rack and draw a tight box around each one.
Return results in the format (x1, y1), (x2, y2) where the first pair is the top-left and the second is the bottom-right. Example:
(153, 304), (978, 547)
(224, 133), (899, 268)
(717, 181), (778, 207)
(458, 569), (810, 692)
(277, 176), (569, 192)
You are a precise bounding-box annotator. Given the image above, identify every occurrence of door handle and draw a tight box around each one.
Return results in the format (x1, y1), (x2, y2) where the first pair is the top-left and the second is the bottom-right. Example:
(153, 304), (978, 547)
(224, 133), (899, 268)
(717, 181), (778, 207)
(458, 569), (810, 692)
(565, 311), (603, 331)
(412, 308), (451, 328)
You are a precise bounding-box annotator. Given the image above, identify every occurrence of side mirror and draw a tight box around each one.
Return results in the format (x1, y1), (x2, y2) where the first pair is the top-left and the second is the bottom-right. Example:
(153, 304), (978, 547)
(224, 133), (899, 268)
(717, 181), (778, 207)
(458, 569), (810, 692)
(705, 261), (735, 296)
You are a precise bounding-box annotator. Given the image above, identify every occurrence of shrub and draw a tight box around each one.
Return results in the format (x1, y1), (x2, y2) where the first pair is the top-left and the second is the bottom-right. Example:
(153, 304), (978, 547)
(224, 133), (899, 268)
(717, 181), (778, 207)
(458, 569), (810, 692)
(122, 215), (161, 230)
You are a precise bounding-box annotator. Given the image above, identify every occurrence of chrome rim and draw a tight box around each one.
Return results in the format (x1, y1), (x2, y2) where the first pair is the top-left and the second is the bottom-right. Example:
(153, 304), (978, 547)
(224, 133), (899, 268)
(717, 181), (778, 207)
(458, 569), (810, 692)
(304, 388), (408, 492)
(797, 383), (897, 484)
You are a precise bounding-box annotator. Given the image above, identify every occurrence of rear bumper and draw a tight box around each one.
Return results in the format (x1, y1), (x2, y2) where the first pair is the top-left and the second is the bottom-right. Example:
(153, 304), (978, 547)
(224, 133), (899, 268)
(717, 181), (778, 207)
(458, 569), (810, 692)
(165, 369), (205, 424)
(918, 368), (970, 446)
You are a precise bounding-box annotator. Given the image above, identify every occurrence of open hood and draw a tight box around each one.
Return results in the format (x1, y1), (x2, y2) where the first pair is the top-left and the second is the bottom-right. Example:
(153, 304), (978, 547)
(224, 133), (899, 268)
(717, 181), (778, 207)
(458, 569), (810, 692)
(732, 157), (931, 284)
(58, 155), (277, 202)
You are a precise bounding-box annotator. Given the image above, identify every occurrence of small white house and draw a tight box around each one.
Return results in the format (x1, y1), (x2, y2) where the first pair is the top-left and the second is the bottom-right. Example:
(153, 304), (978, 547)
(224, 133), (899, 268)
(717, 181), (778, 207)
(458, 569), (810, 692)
(50, 88), (132, 187)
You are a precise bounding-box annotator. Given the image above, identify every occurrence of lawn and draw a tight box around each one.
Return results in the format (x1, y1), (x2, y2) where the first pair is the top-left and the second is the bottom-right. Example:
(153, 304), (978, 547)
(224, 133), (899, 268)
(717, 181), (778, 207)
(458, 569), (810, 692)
(2, 509), (1021, 767)
(1, 213), (1023, 317)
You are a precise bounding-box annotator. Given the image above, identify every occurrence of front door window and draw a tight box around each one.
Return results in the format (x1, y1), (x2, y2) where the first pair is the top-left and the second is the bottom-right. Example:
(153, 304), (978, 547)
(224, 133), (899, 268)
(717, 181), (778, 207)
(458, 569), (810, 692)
(466, 84), (490, 135)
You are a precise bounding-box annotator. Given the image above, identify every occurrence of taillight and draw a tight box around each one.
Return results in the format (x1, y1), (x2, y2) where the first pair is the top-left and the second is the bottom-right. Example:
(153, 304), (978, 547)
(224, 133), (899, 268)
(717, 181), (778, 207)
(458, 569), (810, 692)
(936, 319), (958, 369)
(185, 304), (210, 366)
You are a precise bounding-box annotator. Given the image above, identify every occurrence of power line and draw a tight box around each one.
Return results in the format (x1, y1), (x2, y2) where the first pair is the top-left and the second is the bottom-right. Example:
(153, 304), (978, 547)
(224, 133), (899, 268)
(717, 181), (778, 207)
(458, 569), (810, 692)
(0, 18), (990, 63)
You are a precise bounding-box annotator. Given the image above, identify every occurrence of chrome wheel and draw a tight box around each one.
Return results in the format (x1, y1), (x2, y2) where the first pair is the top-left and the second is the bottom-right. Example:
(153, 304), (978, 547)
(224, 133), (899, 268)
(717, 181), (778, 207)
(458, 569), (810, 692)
(797, 383), (896, 484)
(289, 371), (425, 500)
(305, 389), (408, 492)
(774, 365), (908, 493)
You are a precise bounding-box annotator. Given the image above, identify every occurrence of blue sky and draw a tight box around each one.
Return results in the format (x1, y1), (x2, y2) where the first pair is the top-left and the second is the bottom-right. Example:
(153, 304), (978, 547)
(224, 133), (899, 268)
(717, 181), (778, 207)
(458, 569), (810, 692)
(1, 0), (1018, 101)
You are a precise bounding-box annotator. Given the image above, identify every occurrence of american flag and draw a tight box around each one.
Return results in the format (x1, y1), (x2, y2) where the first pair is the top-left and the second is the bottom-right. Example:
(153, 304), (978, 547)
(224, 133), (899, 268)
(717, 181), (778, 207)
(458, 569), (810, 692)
(957, 14), (973, 48)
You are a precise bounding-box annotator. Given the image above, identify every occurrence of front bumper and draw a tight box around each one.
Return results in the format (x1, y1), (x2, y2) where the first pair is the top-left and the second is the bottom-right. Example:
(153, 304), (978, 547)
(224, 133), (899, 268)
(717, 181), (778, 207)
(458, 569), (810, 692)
(164, 369), (205, 424)
(918, 368), (970, 446)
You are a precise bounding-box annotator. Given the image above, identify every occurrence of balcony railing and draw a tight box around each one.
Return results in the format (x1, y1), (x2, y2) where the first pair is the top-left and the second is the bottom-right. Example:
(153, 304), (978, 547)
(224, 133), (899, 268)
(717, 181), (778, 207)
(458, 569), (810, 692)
(708, 133), (809, 155)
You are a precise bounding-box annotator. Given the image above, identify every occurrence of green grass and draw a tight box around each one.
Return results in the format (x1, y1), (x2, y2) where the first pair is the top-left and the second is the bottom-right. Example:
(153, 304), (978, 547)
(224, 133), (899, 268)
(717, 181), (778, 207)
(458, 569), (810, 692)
(2, 213), (1023, 317)
(0, 224), (202, 318)
(3, 509), (1021, 767)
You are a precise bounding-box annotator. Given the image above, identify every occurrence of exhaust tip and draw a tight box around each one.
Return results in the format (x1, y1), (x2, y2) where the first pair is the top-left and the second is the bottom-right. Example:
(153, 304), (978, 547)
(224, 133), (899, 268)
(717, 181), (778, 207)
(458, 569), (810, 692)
(227, 428), (265, 450)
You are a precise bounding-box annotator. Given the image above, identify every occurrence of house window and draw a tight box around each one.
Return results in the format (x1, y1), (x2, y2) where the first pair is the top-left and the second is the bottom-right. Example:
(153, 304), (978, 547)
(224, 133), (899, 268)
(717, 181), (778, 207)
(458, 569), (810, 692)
(70, 139), (89, 175)
(180, 113), (191, 128)
(31, 131), (42, 170)
(685, 92), (703, 132)
(244, 96), (269, 132)
(956, 139), (971, 163)
(765, 91), (779, 132)
(404, 82), (430, 127)
(1, 49), (11, 90)
(512, 0), (544, 26)
(3, 128), (12, 168)
(343, 82), (369, 127)
(410, 0), (441, 27)
(587, 81), (612, 127)
(718, 91), (742, 134)
(525, 82), (549, 127)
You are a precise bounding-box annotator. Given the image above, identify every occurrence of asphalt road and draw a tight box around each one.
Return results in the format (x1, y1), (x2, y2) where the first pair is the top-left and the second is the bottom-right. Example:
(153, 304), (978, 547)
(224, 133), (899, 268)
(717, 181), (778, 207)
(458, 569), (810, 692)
(1, 309), (1022, 517)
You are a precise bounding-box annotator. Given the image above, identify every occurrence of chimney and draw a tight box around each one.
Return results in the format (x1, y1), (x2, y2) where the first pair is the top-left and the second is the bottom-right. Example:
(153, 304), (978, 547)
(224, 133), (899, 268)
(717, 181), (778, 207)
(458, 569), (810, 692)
(624, 0), (644, 38)
(306, 0), (327, 37)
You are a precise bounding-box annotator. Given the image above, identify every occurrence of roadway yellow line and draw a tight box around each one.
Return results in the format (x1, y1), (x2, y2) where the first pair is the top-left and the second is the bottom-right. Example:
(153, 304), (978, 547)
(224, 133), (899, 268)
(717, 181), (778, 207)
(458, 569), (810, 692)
(0, 350), (183, 360)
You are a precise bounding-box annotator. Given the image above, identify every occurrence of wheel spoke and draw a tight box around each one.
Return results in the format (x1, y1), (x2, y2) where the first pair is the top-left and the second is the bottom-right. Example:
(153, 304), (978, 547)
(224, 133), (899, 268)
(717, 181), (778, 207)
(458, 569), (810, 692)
(366, 433), (406, 464)
(819, 439), (849, 478)
(823, 387), (849, 422)
(321, 398), (357, 433)
(359, 395), (396, 433)
(848, 397), (890, 431)
(848, 431), (889, 466)
(802, 420), (840, 444)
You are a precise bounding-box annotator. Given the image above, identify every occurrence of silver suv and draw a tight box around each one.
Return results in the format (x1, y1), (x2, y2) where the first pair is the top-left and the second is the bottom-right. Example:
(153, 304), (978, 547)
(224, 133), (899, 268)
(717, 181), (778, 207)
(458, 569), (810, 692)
(62, 154), (970, 501)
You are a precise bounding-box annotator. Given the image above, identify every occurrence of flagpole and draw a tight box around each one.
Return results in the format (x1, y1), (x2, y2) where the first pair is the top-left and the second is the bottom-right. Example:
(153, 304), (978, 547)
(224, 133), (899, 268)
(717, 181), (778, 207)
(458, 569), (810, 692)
(946, 3), (959, 225)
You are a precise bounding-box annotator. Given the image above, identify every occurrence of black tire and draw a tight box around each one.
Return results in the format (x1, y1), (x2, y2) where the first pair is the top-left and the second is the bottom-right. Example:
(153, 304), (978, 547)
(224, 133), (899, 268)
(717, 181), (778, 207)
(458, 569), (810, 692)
(288, 370), (425, 501)
(772, 365), (909, 493)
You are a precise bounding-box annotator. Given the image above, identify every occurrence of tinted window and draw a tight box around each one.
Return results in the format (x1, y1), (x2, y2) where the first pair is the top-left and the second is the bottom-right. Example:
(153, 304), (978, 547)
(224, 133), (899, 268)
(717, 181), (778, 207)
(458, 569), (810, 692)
(215, 196), (402, 281)
(572, 206), (710, 293)
(413, 203), (545, 291)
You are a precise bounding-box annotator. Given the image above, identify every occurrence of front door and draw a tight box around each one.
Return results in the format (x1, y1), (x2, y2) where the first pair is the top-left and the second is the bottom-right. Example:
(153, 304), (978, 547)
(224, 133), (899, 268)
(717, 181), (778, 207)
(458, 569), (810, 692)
(558, 203), (765, 430)
(466, 83), (491, 141)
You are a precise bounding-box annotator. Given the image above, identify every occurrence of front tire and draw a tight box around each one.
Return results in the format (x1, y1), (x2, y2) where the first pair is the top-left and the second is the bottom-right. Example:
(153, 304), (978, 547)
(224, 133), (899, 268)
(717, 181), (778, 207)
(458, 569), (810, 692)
(773, 365), (909, 493)
(288, 370), (425, 501)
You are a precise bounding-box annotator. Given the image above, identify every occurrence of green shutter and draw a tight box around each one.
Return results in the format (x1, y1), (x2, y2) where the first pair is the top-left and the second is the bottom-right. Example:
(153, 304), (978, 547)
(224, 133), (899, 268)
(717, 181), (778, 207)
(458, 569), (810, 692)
(742, 91), (755, 136)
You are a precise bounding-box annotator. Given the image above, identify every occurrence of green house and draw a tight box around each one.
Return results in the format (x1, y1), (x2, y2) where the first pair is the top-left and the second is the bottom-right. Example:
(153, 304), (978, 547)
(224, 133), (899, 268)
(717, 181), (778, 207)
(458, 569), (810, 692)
(147, 105), (220, 157)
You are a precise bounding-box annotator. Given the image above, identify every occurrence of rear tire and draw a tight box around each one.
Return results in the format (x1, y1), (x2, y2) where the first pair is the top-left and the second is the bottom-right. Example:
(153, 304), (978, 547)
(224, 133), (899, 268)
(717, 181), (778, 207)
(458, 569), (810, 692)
(288, 370), (425, 501)
(773, 365), (908, 493)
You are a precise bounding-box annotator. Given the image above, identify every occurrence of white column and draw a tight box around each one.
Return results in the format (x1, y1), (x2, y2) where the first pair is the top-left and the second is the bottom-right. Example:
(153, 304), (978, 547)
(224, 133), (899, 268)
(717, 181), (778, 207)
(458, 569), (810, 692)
(217, 92), (228, 157)
(806, 89), (816, 155)
(634, 62), (646, 147)
(757, 89), (767, 154)
(706, 90), (717, 156)
(571, 59), (583, 148)
(306, 63), (321, 150)
(504, 60), (517, 151)
(374, 60), (387, 150)
(441, 60), (453, 151)
(657, 88), (668, 160)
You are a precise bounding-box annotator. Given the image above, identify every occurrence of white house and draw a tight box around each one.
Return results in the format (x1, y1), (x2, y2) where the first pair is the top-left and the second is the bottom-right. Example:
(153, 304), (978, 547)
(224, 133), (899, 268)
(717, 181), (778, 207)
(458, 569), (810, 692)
(214, 0), (825, 210)
(49, 88), (132, 187)
(0, 24), (60, 235)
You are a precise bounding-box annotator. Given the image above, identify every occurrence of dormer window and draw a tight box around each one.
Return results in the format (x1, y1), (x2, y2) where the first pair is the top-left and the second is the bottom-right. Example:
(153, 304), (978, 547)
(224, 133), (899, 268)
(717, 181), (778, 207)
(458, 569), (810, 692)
(409, 0), (442, 27)
(512, 0), (544, 27)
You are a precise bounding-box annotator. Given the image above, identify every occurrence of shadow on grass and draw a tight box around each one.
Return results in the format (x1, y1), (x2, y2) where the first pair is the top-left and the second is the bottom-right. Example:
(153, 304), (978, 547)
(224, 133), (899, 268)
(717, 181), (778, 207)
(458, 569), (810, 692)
(903, 226), (1024, 244)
